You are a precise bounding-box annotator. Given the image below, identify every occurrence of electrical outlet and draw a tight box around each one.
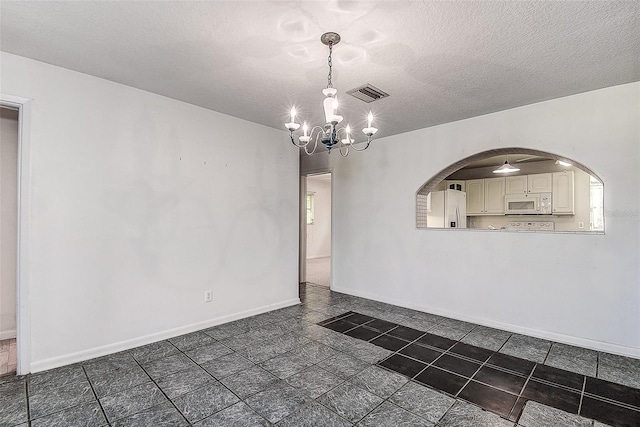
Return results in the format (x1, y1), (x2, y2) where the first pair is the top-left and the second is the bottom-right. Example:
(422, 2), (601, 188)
(204, 290), (213, 302)
(578, 221), (584, 229)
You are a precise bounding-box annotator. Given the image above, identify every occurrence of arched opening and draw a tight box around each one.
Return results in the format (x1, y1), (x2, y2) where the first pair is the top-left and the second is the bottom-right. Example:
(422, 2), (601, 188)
(416, 148), (604, 232)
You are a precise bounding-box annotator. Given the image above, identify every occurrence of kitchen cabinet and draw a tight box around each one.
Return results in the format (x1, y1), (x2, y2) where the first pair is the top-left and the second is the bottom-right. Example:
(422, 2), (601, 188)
(506, 175), (527, 194)
(466, 177), (505, 215)
(528, 173), (552, 193)
(485, 178), (506, 214)
(505, 173), (552, 194)
(466, 179), (485, 214)
(552, 171), (575, 214)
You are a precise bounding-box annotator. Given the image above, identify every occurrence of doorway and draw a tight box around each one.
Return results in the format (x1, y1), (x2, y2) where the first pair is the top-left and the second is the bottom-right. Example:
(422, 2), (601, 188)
(0, 107), (19, 377)
(304, 173), (331, 287)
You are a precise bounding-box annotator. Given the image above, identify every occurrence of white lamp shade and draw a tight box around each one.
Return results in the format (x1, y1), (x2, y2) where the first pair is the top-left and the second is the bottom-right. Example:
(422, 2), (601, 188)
(493, 161), (520, 174)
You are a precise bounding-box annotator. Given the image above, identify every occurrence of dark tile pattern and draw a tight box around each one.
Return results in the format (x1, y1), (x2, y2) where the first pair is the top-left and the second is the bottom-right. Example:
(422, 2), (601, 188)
(457, 380), (518, 418)
(520, 379), (581, 414)
(319, 309), (640, 427)
(580, 396), (640, 427)
(8, 284), (639, 427)
(379, 354), (427, 378)
(414, 366), (468, 396)
(473, 365), (527, 395)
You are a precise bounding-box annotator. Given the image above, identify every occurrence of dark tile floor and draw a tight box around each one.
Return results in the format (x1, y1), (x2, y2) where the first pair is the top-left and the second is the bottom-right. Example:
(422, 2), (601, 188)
(320, 310), (640, 426)
(0, 283), (638, 426)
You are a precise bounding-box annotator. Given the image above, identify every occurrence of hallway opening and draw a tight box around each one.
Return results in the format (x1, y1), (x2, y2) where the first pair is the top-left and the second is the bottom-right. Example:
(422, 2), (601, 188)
(0, 107), (19, 377)
(304, 173), (331, 287)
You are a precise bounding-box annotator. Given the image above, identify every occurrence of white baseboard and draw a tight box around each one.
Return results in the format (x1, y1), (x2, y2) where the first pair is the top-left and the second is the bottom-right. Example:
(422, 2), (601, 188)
(331, 285), (640, 359)
(306, 254), (330, 260)
(30, 297), (301, 373)
(0, 329), (17, 340)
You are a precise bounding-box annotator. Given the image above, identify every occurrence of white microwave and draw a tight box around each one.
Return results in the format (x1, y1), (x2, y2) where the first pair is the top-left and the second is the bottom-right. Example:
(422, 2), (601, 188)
(504, 193), (552, 215)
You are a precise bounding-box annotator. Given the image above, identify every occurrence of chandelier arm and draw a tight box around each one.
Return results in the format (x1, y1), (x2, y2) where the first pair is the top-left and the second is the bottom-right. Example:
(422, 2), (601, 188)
(290, 132), (311, 148)
(303, 129), (321, 155)
(348, 138), (372, 151)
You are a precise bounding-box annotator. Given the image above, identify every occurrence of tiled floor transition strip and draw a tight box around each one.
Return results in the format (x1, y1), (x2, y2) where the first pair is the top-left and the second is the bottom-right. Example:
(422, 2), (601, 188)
(318, 311), (640, 427)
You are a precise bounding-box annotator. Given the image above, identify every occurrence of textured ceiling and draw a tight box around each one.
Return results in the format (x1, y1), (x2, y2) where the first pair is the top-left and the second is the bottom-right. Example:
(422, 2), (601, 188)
(1, 1), (638, 140)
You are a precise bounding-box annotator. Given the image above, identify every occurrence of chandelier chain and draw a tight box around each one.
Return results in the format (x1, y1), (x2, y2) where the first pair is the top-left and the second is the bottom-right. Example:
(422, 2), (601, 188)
(327, 42), (333, 89)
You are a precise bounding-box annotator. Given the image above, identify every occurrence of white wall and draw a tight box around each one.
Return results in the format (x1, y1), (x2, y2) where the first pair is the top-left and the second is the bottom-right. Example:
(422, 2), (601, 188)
(332, 82), (640, 357)
(0, 108), (18, 340)
(1, 53), (299, 371)
(306, 175), (331, 259)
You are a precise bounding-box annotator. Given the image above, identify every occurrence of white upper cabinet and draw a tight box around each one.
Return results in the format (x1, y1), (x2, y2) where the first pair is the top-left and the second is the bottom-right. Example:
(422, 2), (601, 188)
(466, 178), (505, 215)
(552, 171), (575, 214)
(527, 173), (553, 193)
(466, 179), (485, 215)
(485, 177), (506, 214)
(505, 175), (527, 194)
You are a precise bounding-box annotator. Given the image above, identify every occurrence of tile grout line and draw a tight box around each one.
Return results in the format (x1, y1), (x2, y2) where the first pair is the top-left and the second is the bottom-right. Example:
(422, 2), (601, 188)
(541, 342), (554, 365)
(133, 342), (194, 426)
(507, 362), (537, 421)
(578, 375), (586, 415)
(24, 376), (31, 423)
(81, 365), (110, 426)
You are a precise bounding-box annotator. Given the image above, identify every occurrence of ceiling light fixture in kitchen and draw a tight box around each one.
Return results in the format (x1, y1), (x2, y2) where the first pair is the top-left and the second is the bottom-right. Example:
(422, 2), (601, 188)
(493, 156), (520, 174)
(556, 160), (572, 167)
(285, 32), (378, 157)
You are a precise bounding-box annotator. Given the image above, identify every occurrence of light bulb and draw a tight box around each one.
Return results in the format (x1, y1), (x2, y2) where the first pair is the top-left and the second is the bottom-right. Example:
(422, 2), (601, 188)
(290, 107), (296, 123)
(367, 111), (373, 128)
(303, 122), (308, 137)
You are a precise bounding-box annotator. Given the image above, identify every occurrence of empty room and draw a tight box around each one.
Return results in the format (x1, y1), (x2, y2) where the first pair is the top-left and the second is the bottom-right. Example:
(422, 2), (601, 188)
(0, 1), (638, 426)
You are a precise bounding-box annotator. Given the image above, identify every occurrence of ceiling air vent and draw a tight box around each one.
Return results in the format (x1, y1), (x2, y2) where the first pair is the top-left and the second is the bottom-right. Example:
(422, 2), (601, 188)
(346, 84), (389, 103)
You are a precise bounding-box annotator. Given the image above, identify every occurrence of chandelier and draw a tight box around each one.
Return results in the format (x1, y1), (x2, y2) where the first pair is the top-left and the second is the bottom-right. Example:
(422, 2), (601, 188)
(285, 32), (378, 156)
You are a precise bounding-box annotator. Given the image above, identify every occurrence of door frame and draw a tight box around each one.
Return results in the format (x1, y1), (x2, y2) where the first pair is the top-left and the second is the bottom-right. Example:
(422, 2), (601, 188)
(299, 171), (332, 287)
(1, 93), (33, 375)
